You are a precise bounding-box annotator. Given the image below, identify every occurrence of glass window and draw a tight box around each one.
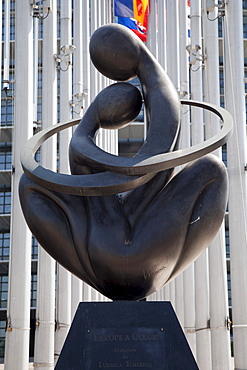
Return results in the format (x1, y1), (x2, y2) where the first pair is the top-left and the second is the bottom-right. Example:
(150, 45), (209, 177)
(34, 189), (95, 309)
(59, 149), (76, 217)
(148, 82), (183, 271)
(225, 228), (230, 258)
(0, 143), (12, 170)
(2, 1), (15, 41)
(244, 14), (247, 38)
(227, 273), (232, 307)
(245, 68), (247, 94)
(0, 230), (10, 261)
(9, 13), (15, 41)
(0, 320), (6, 358)
(37, 97), (42, 122)
(219, 68), (224, 95)
(0, 186), (11, 214)
(220, 95), (224, 109)
(32, 236), (38, 260)
(30, 274), (37, 308)
(10, 0), (15, 12)
(0, 275), (8, 309)
(1, 99), (14, 127)
(38, 71), (42, 96)
(38, 19), (43, 39)
(222, 143), (227, 167)
(218, 16), (223, 38)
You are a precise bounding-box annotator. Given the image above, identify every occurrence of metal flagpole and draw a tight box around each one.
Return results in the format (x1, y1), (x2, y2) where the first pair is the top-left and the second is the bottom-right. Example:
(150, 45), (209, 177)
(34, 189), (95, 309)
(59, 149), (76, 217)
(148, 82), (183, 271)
(71, 0), (83, 320)
(157, 0), (167, 71)
(4, 1), (33, 368)
(223, 1), (247, 369)
(178, 0), (197, 356)
(97, 0), (104, 156)
(54, 0), (73, 363)
(202, 1), (231, 369)
(81, 0), (92, 303)
(33, 1), (57, 368)
(90, 0), (99, 104)
(107, 0), (118, 157)
(166, 0), (182, 312)
(147, 0), (157, 58)
(3, 0), (10, 90)
(82, 0), (90, 112)
(146, 0), (161, 303)
(190, 0), (211, 368)
(89, 0), (101, 302)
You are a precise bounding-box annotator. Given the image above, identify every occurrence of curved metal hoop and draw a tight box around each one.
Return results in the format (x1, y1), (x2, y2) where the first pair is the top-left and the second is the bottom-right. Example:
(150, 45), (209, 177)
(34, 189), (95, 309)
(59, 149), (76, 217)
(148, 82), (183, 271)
(20, 100), (233, 196)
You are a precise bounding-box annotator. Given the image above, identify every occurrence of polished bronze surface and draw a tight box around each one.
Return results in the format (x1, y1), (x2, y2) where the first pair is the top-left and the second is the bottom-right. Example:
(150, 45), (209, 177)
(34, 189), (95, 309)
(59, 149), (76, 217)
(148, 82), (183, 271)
(19, 24), (232, 300)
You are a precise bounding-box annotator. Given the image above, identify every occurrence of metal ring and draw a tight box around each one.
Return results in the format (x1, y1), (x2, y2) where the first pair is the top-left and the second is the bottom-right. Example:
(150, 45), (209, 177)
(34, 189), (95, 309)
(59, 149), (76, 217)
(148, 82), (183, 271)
(20, 100), (233, 196)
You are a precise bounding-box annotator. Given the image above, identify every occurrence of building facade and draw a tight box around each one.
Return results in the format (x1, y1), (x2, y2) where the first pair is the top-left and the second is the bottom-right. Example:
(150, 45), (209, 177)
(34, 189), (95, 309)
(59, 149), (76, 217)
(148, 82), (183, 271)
(0, 0), (247, 369)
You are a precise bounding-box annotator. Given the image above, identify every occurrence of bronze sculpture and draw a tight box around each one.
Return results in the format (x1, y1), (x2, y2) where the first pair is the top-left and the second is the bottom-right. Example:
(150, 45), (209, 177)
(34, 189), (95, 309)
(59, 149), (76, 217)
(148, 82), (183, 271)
(19, 24), (232, 301)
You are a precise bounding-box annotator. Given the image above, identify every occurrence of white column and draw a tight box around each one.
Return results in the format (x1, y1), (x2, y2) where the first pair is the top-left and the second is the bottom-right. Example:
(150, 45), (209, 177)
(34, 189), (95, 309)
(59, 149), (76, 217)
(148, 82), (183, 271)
(100, 0), (108, 156)
(166, 0), (180, 90)
(147, 0), (160, 301)
(33, 17), (38, 122)
(80, 0), (92, 303)
(157, 0), (167, 71)
(202, 2), (231, 369)
(190, 1), (211, 368)
(175, 275), (184, 327)
(82, 0), (90, 111)
(33, 3), (57, 369)
(166, 0), (181, 314)
(147, 0), (157, 58)
(89, 0), (101, 302)
(90, 0), (98, 102)
(3, 0), (10, 87)
(96, 0), (103, 152)
(179, 0), (196, 356)
(105, 0), (118, 155)
(169, 282), (175, 309)
(81, 0), (92, 301)
(167, 0), (183, 319)
(70, 0), (83, 320)
(224, 2), (247, 369)
(183, 266), (197, 357)
(91, 0), (103, 170)
(55, 1), (72, 362)
(4, 1), (33, 368)
(99, 0), (114, 172)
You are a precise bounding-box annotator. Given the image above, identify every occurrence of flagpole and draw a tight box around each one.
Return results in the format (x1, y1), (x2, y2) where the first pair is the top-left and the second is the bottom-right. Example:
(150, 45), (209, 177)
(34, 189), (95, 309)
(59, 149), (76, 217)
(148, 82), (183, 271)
(224, 1), (247, 368)
(55, 1), (73, 362)
(179, 0), (197, 358)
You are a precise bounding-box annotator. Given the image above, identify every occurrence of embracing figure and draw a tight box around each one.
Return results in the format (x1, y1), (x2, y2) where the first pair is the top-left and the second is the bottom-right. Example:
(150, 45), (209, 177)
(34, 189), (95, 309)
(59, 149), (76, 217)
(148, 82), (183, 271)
(19, 24), (230, 301)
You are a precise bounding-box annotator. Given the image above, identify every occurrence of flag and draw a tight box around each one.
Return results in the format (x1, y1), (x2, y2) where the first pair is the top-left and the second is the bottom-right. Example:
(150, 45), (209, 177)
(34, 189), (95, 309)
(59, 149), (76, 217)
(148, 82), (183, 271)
(117, 16), (147, 41)
(114, 0), (133, 17)
(114, 0), (149, 42)
(187, 0), (191, 39)
(133, 0), (149, 30)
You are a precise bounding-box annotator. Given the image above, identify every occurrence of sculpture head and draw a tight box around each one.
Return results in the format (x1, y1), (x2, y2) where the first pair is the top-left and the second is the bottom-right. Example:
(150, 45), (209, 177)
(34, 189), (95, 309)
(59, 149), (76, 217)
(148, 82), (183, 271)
(95, 83), (143, 130)
(90, 23), (142, 81)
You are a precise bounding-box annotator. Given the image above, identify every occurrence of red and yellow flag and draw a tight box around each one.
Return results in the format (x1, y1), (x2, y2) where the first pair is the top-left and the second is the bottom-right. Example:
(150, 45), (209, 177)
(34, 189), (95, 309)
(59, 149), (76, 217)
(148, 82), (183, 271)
(133, 0), (149, 30)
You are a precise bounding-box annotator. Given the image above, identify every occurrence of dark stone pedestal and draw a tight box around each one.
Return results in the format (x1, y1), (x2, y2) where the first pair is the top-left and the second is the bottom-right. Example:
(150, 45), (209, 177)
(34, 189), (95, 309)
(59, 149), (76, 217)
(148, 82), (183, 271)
(55, 301), (198, 370)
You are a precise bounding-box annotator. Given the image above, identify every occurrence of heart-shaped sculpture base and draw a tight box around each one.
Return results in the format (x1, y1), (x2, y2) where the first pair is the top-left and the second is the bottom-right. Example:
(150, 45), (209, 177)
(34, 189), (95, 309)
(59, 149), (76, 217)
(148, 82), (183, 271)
(19, 154), (227, 301)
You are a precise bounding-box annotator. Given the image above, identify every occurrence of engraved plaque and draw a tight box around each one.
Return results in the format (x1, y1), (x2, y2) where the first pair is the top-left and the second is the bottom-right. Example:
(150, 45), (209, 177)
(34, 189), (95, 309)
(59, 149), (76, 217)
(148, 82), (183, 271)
(85, 327), (165, 369)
